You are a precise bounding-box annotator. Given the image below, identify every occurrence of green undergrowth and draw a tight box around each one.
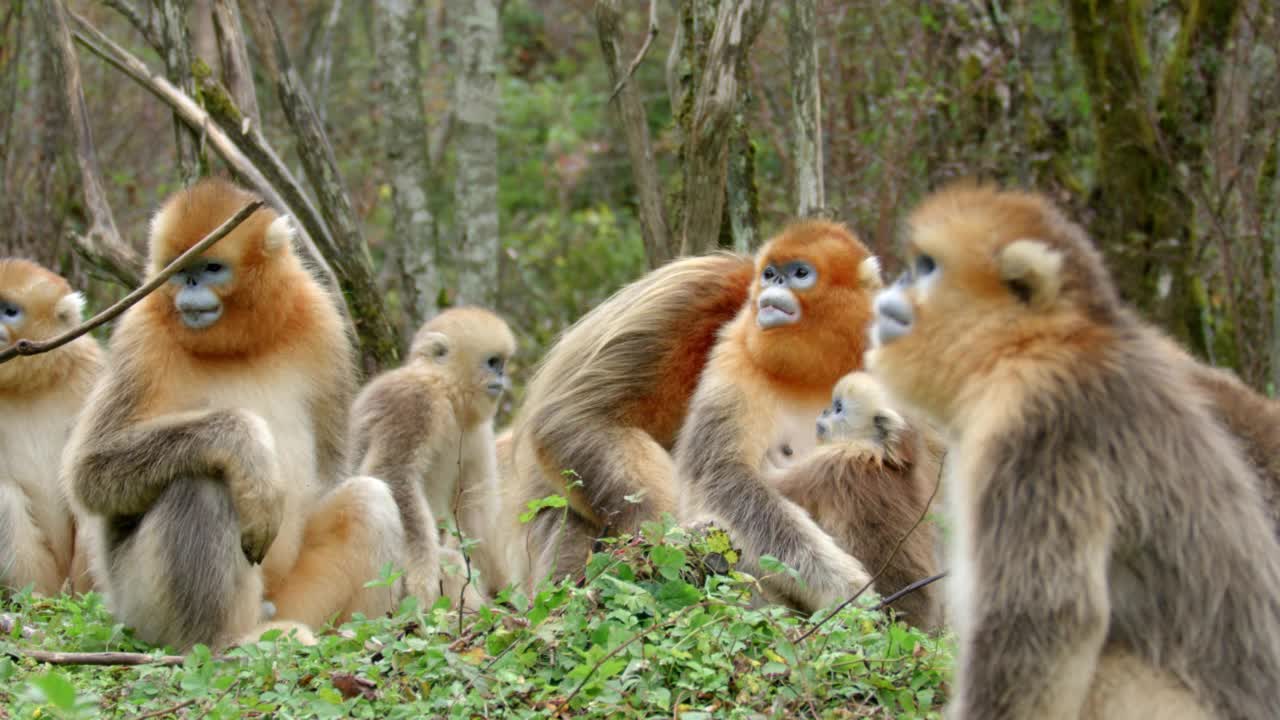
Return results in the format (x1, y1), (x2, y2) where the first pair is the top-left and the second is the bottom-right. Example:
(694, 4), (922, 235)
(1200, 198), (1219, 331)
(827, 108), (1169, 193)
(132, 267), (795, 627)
(1, 520), (953, 719)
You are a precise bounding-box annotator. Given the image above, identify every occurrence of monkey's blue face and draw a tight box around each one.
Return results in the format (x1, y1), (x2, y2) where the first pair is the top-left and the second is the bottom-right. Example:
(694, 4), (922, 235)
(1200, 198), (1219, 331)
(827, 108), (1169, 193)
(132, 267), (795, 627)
(0, 298), (23, 346)
(756, 260), (818, 329)
(871, 254), (937, 347)
(169, 260), (232, 330)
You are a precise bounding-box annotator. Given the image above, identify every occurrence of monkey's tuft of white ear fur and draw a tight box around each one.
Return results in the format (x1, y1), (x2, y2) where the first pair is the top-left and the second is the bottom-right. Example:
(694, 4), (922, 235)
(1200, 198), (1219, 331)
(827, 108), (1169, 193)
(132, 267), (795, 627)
(411, 330), (452, 362)
(999, 239), (1063, 308)
(265, 216), (295, 253)
(858, 256), (883, 290)
(54, 291), (87, 325)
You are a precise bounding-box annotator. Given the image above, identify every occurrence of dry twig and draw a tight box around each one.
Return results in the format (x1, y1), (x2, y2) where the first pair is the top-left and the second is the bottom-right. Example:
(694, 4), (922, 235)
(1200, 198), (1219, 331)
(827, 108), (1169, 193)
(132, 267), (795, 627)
(606, 0), (660, 102)
(0, 201), (263, 365)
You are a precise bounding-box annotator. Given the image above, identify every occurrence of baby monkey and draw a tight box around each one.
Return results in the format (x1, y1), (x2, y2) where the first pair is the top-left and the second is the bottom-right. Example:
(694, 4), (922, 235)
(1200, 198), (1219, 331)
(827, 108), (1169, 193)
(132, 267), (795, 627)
(771, 372), (942, 630)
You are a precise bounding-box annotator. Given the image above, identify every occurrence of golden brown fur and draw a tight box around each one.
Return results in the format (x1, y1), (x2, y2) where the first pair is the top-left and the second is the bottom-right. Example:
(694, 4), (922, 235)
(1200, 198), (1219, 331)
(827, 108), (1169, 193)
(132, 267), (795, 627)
(64, 179), (403, 650)
(772, 372), (942, 630)
(350, 307), (515, 605)
(507, 252), (755, 587)
(867, 182), (1280, 719)
(0, 259), (102, 595)
(674, 222), (885, 611)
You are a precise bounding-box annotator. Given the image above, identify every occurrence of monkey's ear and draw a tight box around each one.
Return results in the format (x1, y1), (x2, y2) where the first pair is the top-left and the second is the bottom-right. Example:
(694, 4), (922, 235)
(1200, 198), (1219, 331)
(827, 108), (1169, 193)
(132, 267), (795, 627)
(264, 216), (295, 254)
(54, 291), (87, 325)
(858, 256), (883, 290)
(411, 330), (451, 363)
(998, 239), (1063, 308)
(872, 407), (905, 444)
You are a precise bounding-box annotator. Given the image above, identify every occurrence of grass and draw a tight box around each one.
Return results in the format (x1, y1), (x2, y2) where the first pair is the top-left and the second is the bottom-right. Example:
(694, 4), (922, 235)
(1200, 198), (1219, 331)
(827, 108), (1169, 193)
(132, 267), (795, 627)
(1, 519), (953, 719)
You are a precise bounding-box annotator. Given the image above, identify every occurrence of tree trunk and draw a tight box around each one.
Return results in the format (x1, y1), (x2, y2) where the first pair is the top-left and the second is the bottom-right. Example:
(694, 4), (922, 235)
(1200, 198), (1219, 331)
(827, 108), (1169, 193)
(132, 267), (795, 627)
(211, 0), (259, 126)
(788, 0), (822, 217)
(596, 0), (674, 268)
(310, 0), (344, 125)
(376, 0), (438, 332)
(1065, 0), (1238, 357)
(151, 0), (203, 183)
(678, 0), (771, 255)
(453, 0), (500, 308)
(38, 0), (142, 286)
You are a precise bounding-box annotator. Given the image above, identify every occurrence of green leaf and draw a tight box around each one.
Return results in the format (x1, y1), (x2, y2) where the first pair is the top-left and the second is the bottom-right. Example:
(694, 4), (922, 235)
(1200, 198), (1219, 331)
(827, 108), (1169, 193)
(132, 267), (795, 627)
(31, 672), (78, 709)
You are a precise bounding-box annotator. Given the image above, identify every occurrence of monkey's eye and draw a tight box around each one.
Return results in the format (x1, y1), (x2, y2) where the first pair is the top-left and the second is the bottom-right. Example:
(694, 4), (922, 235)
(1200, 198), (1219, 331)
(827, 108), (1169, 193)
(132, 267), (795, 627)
(762, 266), (778, 283)
(914, 254), (937, 277)
(1, 304), (19, 319)
(487, 355), (505, 371)
(205, 262), (224, 274)
(832, 400), (844, 414)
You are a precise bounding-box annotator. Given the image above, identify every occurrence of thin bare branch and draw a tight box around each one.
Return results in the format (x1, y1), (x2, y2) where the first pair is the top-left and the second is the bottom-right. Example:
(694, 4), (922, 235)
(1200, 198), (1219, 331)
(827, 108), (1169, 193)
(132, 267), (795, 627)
(67, 11), (338, 299)
(597, 0), (673, 268)
(0, 200), (263, 365)
(240, 0), (401, 371)
(102, 0), (160, 48)
(42, 0), (143, 287)
(607, 0), (660, 103)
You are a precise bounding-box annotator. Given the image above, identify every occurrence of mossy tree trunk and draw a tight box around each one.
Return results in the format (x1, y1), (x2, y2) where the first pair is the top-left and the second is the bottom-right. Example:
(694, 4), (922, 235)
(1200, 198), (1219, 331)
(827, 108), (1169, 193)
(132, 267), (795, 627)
(1065, 0), (1239, 358)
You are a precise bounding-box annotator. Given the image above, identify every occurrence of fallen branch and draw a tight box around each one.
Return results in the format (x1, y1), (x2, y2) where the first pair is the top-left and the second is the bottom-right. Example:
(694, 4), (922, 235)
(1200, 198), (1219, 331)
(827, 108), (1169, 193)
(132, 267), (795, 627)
(0, 201), (263, 365)
(15, 650), (191, 667)
(606, 0), (660, 103)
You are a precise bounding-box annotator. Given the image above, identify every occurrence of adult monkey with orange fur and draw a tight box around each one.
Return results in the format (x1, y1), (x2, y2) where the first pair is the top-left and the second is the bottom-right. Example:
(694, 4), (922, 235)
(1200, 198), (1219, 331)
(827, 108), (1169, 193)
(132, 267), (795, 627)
(673, 226), (885, 611)
(64, 179), (403, 651)
(0, 260), (102, 595)
(351, 307), (515, 604)
(867, 183), (1280, 719)
(770, 372), (942, 630)
(509, 220), (882, 608)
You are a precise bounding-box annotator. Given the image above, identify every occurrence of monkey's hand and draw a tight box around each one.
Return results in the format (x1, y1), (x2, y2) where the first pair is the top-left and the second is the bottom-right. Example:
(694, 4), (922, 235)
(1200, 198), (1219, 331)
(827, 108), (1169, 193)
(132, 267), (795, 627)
(224, 411), (285, 564)
(440, 546), (487, 610)
(403, 559), (443, 608)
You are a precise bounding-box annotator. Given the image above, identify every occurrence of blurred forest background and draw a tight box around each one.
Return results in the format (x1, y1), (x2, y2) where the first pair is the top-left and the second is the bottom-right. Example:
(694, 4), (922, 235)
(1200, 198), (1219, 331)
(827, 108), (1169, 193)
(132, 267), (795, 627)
(3, 0), (1279, 405)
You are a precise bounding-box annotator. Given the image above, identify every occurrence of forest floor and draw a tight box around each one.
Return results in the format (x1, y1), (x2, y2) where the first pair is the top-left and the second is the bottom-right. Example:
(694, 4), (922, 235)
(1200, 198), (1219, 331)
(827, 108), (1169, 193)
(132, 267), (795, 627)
(1, 521), (952, 719)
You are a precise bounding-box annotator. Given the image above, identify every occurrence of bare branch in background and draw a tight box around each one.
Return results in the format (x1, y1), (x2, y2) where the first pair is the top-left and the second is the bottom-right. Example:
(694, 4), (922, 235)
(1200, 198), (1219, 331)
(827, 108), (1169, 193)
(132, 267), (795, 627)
(606, 0), (659, 102)
(212, 0), (260, 126)
(680, 0), (771, 255)
(239, 0), (401, 371)
(788, 0), (823, 217)
(596, 0), (673, 268)
(39, 0), (142, 287)
(102, 0), (160, 48)
(68, 11), (337, 297)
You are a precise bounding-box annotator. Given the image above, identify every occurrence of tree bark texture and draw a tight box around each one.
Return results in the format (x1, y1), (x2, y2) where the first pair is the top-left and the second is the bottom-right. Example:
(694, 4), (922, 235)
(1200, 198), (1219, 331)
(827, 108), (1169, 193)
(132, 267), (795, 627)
(788, 0), (823, 217)
(151, 0), (203, 183)
(596, 0), (674, 268)
(376, 0), (439, 330)
(310, 0), (344, 125)
(39, 0), (142, 287)
(1065, 0), (1238, 358)
(679, 0), (771, 256)
(239, 0), (401, 372)
(211, 0), (260, 127)
(453, 0), (501, 308)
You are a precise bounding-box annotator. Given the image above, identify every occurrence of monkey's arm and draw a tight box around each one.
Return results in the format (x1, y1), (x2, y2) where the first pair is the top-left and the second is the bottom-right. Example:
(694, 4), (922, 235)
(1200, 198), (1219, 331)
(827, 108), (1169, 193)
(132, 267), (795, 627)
(948, 448), (1113, 720)
(350, 380), (449, 600)
(675, 375), (872, 611)
(70, 407), (277, 517)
